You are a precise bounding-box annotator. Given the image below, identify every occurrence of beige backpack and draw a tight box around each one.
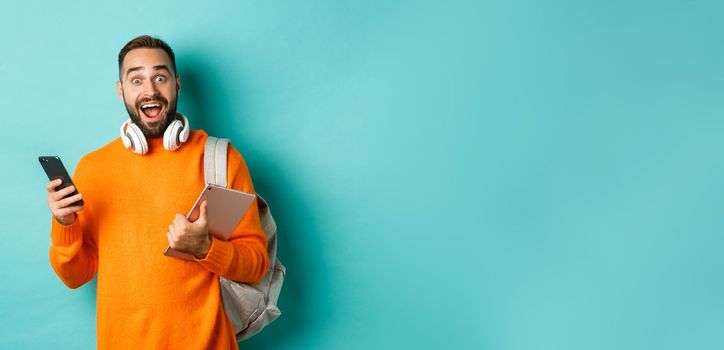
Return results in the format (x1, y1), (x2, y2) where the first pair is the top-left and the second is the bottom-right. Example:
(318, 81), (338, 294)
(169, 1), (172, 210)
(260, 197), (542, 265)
(205, 136), (286, 341)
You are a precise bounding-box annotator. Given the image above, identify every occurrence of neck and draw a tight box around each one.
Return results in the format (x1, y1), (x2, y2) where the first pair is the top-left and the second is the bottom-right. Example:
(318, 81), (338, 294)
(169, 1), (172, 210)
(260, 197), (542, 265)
(146, 133), (166, 153)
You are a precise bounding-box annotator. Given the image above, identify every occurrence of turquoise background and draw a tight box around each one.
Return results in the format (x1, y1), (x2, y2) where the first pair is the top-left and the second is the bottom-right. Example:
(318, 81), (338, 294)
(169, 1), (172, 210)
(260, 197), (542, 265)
(1, 0), (723, 349)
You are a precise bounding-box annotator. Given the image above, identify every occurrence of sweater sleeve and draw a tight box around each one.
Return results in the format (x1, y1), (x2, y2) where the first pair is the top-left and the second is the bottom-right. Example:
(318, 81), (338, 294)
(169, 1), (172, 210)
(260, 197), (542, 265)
(48, 158), (99, 289)
(194, 145), (270, 283)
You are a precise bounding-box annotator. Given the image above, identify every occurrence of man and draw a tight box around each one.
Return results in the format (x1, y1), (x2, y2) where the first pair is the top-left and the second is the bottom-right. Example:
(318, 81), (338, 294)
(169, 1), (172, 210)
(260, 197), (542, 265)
(45, 35), (269, 349)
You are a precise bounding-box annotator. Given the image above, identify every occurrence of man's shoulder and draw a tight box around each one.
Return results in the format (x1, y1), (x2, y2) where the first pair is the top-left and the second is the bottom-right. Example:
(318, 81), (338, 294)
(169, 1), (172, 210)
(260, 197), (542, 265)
(188, 129), (209, 147)
(199, 131), (245, 160)
(78, 137), (124, 167)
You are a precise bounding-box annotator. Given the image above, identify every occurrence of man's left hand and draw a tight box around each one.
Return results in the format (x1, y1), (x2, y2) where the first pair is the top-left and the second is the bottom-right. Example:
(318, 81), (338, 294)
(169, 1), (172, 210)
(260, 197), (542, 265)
(167, 200), (212, 259)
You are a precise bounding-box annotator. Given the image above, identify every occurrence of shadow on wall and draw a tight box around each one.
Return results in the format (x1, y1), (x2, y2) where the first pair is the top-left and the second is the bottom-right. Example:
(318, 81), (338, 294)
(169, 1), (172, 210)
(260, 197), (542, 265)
(179, 52), (331, 347)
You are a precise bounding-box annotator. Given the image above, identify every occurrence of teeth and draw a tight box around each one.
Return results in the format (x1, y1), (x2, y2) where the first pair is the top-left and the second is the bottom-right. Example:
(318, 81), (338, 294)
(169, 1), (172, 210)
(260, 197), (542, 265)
(141, 103), (161, 109)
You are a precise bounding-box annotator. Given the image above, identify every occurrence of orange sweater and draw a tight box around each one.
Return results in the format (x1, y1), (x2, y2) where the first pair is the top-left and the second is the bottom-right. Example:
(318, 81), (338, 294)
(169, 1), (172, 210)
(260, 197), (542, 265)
(49, 130), (269, 349)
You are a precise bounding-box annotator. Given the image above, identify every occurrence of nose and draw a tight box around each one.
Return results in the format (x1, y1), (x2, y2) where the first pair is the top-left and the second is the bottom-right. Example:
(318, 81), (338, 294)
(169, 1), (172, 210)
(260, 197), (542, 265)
(142, 79), (160, 96)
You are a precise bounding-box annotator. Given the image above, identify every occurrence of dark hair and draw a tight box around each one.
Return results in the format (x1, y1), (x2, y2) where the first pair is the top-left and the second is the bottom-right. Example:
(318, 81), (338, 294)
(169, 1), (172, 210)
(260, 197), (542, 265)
(118, 35), (177, 78)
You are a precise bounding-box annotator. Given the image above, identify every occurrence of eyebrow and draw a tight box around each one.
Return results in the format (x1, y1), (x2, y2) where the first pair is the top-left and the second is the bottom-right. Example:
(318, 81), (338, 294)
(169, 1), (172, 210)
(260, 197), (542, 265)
(125, 65), (172, 78)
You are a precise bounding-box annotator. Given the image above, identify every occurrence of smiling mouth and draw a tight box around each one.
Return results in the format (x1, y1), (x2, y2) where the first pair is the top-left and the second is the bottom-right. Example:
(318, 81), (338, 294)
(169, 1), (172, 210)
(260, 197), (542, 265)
(140, 102), (164, 120)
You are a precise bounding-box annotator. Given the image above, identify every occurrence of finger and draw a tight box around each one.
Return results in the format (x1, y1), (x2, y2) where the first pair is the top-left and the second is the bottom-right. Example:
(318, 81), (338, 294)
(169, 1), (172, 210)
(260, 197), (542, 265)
(174, 214), (189, 230)
(59, 185), (77, 196)
(50, 190), (80, 207)
(55, 205), (83, 217)
(168, 230), (179, 245)
(56, 193), (83, 208)
(197, 200), (208, 223)
(46, 179), (63, 192)
(50, 185), (77, 202)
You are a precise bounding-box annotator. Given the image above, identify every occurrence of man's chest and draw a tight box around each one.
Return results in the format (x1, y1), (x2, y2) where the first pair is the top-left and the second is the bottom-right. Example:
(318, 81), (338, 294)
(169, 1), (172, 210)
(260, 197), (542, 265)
(84, 157), (208, 249)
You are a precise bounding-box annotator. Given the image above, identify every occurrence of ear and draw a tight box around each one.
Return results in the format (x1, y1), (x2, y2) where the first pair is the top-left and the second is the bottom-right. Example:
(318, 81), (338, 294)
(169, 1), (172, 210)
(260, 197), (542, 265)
(116, 80), (124, 102)
(175, 75), (181, 96)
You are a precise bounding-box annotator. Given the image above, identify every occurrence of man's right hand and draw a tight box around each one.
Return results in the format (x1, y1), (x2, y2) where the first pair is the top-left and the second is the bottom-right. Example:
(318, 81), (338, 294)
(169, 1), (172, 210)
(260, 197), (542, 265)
(47, 179), (84, 225)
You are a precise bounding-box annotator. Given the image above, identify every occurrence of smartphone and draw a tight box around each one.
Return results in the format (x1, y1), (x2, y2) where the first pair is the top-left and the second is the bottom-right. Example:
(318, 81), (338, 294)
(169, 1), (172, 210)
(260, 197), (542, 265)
(38, 156), (84, 207)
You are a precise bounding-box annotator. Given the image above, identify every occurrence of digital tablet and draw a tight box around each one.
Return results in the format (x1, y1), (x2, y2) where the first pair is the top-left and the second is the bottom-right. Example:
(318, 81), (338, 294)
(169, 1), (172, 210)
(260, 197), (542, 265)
(164, 183), (256, 260)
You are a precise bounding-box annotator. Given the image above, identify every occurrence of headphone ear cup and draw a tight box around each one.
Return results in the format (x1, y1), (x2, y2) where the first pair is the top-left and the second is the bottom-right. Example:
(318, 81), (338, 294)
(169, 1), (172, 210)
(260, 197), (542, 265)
(126, 123), (148, 154)
(163, 119), (183, 151)
(120, 120), (132, 149)
(178, 114), (190, 143)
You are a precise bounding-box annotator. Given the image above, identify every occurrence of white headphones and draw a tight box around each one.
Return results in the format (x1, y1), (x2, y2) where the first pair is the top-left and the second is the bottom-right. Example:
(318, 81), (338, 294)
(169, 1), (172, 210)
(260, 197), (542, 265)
(119, 114), (190, 155)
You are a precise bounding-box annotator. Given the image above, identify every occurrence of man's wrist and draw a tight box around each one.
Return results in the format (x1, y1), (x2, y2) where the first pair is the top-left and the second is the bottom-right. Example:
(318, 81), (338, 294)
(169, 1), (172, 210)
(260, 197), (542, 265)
(194, 236), (213, 259)
(54, 213), (77, 226)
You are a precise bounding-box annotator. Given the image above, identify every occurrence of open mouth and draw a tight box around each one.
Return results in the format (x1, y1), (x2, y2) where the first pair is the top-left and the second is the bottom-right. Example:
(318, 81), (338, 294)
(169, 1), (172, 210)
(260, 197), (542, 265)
(140, 102), (165, 120)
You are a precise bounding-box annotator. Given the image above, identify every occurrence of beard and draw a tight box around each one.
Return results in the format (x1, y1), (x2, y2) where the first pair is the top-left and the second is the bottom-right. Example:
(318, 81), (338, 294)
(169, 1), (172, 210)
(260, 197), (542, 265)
(123, 92), (179, 138)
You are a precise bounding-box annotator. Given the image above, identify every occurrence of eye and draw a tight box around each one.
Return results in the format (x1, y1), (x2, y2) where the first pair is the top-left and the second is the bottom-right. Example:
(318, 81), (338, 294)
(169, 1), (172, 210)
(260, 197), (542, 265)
(155, 76), (166, 82)
(131, 78), (141, 85)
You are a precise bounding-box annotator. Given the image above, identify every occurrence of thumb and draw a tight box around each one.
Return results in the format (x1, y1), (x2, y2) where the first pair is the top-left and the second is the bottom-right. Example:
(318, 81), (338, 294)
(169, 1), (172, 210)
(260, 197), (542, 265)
(197, 200), (208, 224)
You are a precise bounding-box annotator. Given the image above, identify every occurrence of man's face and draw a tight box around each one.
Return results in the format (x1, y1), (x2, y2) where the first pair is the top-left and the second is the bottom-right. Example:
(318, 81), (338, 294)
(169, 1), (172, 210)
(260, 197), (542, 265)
(116, 48), (180, 138)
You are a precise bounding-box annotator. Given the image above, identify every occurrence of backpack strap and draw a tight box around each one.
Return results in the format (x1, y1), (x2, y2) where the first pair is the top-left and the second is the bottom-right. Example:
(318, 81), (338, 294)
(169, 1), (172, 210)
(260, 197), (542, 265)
(204, 136), (230, 187)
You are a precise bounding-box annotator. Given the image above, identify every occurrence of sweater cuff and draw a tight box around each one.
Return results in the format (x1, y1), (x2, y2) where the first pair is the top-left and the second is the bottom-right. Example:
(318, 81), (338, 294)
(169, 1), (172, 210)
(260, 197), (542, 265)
(50, 215), (83, 246)
(194, 236), (234, 275)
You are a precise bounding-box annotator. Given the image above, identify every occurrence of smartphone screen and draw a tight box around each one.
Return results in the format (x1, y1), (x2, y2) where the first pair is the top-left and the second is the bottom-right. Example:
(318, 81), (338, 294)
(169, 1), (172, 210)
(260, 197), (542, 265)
(38, 156), (84, 206)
